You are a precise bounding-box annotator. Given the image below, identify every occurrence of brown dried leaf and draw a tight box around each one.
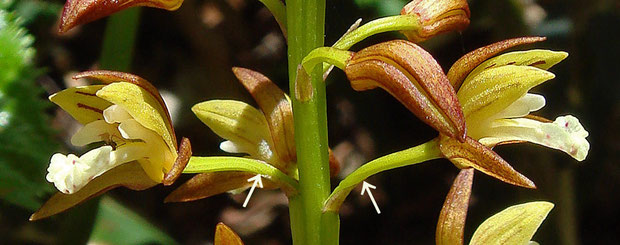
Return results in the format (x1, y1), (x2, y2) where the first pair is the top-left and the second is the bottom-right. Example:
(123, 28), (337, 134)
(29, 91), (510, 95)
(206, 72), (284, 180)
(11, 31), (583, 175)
(436, 168), (474, 245)
(447, 37), (546, 90)
(345, 40), (466, 141)
(30, 162), (157, 221)
(439, 135), (535, 188)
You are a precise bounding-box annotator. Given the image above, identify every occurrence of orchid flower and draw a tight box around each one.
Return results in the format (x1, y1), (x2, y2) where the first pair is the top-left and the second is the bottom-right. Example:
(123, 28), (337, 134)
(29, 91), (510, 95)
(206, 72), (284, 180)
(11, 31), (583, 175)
(439, 37), (590, 188)
(323, 37), (589, 213)
(436, 169), (554, 245)
(58, 0), (184, 33)
(165, 68), (339, 202)
(31, 70), (190, 221)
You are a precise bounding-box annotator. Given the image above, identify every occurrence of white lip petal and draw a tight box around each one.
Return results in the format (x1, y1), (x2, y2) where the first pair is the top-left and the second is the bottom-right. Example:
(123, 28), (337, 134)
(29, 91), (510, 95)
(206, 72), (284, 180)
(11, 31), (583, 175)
(47, 146), (114, 194)
(45, 142), (153, 194)
(103, 104), (133, 124)
(492, 93), (546, 120)
(478, 115), (590, 161)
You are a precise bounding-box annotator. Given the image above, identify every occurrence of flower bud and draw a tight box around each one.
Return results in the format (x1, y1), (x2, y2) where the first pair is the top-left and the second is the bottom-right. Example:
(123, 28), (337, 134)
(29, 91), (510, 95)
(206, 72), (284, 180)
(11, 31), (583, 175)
(59, 0), (183, 33)
(400, 0), (470, 42)
(345, 40), (466, 141)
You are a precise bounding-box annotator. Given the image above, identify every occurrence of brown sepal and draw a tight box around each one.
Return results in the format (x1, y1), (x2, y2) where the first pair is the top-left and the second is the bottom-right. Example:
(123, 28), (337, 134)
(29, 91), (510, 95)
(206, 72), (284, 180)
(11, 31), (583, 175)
(74, 70), (177, 146)
(163, 137), (191, 185)
(401, 0), (470, 42)
(439, 134), (536, 189)
(215, 222), (244, 245)
(328, 148), (340, 177)
(58, 0), (183, 33)
(164, 172), (254, 203)
(30, 162), (157, 221)
(447, 37), (547, 90)
(436, 168), (474, 245)
(345, 40), (466, 141)
(232, 67), (296, 165)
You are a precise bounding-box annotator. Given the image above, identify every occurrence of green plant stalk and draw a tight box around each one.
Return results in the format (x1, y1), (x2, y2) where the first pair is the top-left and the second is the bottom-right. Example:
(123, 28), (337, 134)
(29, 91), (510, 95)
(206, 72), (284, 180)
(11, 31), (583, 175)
(321, 15), (419, 72)
(286, 0), (333, 244)
(324, 138), (441, 213)
(332, 15), (418, 50)
(100, 8), (141, 71)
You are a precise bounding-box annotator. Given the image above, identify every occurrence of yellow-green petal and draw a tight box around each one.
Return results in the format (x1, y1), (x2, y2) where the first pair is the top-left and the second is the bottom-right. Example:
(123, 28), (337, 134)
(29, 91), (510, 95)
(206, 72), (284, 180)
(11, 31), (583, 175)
(49, 85), (111, 124)
(192, 100), (280, 165)
(96, 82), (177, 158)
(458, 65), (555, 128)
(470, 201), (554, 245)
(467, 50), (568, 81)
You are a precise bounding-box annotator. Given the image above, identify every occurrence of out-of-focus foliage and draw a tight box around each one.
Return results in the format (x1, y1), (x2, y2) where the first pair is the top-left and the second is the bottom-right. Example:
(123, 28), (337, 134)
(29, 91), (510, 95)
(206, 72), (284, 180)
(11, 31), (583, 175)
(354, 0), (407, 17)
(89, 197), (178, 245)
(0, 4), (58, 211)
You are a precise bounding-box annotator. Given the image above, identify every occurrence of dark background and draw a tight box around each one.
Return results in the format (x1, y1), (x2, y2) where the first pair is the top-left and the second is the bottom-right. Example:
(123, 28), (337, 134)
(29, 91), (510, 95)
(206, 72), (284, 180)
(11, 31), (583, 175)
(1, 0), (618, 244)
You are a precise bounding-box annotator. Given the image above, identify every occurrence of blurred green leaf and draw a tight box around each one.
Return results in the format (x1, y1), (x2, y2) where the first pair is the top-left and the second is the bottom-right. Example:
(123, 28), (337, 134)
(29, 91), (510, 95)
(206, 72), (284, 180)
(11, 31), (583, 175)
(0, 7), (58, 210)
(7, 0), (61, 25)
(89, 197), (178, 245)
(354, 0), (407, 17)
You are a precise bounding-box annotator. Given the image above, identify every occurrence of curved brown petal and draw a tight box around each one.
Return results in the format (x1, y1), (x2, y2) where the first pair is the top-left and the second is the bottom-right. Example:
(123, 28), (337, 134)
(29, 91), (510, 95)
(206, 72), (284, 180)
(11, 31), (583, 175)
(439, 134), (535, 189)
(164, 172), (254, 203)
(436, 168), (474, 245)
(401, 0), (470, 42)
(345, 40), (466, 141)
(30, 162), (157, 221)
(74, 70), (177, 147)
(232, 68), (296, 165)
(163, 137), (191, 185)
(59, 0), (183, 33)
(447, 37), (546, 90)
(215, 222), (244, 245)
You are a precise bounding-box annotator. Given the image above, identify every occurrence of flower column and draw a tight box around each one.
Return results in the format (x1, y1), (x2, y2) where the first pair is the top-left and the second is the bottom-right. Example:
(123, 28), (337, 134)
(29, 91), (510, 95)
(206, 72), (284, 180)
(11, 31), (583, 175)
(286, 0), (334, 244)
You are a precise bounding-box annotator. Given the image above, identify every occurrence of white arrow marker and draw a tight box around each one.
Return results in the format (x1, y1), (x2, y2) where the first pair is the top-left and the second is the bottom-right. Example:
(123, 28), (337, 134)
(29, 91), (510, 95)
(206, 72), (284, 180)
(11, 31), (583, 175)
(243, 174), (264, 208)
(361, 181), (381, 214)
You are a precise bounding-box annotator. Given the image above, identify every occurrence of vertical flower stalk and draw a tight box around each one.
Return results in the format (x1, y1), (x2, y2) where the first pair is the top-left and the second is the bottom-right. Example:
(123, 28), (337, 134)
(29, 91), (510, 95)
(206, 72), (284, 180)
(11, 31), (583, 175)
(286, 0), (334, 244)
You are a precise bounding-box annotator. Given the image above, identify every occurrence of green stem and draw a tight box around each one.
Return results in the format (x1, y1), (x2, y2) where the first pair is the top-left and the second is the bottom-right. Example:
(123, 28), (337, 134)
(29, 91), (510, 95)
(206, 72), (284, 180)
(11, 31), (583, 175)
(324, 138), (441, 213)
(332, 15), (418, 50)
(286, 0), (333, 244)
(302, 47), (352, 72)
(319, 15), (419, 73)
(100, 8), (141, 71)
